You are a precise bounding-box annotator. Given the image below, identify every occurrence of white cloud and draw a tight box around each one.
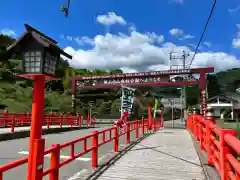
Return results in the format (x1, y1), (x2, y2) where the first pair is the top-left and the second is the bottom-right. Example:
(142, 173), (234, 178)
(129, 24), (136, 32)
(232, 39), (240, 48)
(169, 28), (194, 41)
(228, 5), (240, 13)
(175, 0), (185, 4)
(62, 13), (240, 73)
(0, 29), (17, 37)
(61, 35), (94, 46)
(63, 31), (240, 73)
(181, 34), (195, 40)
(169, 0), (185, 4)
(169, 28), (184, 37)
(232, 24), (240, 48)
(96, 12), (127, 26)
(203, 41), (212, 48)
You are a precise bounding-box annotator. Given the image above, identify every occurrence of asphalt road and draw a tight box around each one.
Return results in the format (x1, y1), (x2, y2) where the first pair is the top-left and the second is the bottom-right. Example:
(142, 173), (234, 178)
(0, 124), (140, 180)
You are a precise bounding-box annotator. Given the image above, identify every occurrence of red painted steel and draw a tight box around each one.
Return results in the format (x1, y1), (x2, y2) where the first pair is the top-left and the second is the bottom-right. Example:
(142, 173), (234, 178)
(74, 67), (214, 80)
(0, 119), (154, 179)
(0, 113), (94, 132)
(187, 114), (240, 180)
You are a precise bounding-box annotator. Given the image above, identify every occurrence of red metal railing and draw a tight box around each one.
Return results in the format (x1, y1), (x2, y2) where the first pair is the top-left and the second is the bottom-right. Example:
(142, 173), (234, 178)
(0, 113), (96, 132)
(187, 114), (240, 180)
(0, 119), (161, 180)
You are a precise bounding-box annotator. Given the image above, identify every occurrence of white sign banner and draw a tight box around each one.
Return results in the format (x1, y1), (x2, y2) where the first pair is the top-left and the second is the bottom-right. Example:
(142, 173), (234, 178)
(120, 86), (135, 116)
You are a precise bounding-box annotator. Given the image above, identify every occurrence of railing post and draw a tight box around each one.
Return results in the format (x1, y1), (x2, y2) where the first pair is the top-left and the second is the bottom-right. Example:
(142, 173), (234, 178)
(3, 112), (8, 127)
(141, 118), (145, 136)
(60, 116), (63, 128)
(136, 121), (139, 139)
(77, 115), (80, 127)
(11, 116), (15, 133)
(205, 120), (213, 165)
(47, 117), (50, 129)
(199, 122), (204, 150)
(220, 129), (237, 180)
(28, 138), (45, 180)
(50, 144), (60, 180)
(126, 123), (131, 144)
(81, 116), (83, 127)
(92, 131), (98, 168)
(70, 117), (73, 127)
(79, 116), (82, 127)
(3, 117), (6, 127)
(113, 126), (119, 152)
(205, 112), (215, 165)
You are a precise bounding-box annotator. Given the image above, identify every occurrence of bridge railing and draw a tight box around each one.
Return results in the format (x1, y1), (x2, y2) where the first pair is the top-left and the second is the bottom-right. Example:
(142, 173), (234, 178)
(187, 114), (240, 180)
(0, 113), (96, 132)
(0, 119), (161, 180)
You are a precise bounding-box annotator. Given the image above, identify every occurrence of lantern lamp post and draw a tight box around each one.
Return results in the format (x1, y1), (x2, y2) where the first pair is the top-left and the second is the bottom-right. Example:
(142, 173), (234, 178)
(7, 24), (72, 180)
(19, 54), (60, 180)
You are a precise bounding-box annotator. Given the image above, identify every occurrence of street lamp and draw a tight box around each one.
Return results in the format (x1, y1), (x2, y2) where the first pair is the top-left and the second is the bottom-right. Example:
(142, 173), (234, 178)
(22, 51), (58, 75)
(7, 24), (72, 180)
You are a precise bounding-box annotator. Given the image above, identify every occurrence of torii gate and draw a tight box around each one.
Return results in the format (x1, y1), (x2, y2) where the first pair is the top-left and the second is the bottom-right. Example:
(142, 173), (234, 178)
(71, 67), (214, 118)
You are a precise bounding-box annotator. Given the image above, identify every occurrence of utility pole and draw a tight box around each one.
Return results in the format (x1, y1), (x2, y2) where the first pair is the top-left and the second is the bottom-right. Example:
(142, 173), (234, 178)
(182, 51), (187, 124)
(169, 50), (189, 124)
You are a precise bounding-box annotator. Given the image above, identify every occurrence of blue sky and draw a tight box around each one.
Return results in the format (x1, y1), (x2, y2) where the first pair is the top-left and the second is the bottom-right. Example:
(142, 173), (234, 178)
(1, 0), (240, 72)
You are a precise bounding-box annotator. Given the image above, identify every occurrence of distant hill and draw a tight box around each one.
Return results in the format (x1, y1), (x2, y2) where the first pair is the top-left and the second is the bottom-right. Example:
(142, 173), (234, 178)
(215, 68), (240, 92)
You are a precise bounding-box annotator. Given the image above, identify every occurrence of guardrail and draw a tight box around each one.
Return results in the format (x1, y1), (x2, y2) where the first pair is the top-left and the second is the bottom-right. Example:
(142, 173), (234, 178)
(0, 113), (96, 132)
(187, 114), (240, 180)
(0, 119), (161, 180)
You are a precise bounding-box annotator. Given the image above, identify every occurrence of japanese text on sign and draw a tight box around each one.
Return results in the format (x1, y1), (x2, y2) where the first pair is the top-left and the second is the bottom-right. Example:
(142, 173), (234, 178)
(121, 87), (135, 116)
(76, 76), (166, 87)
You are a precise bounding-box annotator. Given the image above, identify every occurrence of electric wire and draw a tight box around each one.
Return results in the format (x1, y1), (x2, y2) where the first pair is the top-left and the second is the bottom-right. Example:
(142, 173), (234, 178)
(187, 0), (216, 69)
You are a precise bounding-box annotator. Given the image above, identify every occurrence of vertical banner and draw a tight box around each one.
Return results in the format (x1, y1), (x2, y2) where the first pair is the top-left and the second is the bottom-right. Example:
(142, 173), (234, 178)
(201, 88), (207, 117)
(153, 98), (158, 119)
(120, 86), (135, 116)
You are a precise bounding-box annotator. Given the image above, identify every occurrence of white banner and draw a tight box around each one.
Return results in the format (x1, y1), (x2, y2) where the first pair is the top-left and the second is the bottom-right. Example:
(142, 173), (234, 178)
(120, 86), (135, 116)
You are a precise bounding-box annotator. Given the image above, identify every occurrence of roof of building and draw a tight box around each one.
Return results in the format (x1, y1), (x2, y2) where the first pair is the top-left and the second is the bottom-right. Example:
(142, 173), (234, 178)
(207, 94), (238, 103)
(224, 92), (240, 102)
(193, 92), (240, 109)
(7, 24), (72, 59)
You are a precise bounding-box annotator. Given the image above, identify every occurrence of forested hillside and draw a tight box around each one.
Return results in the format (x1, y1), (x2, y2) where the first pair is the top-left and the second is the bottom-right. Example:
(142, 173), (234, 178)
(0, 34), (239, 116)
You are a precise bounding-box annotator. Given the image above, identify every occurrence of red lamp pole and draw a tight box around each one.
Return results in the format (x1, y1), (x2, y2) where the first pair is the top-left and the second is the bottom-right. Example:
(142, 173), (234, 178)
(27, 74), (46, 180)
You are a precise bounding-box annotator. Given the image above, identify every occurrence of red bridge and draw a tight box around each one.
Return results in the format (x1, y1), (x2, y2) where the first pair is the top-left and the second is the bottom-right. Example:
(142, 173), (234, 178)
(0, 58), (237, 180)
(0, 109), (239, 180)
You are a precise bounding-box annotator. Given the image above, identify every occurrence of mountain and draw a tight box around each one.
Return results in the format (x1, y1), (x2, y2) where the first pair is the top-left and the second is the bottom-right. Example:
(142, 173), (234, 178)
(215, 68), (240, 93)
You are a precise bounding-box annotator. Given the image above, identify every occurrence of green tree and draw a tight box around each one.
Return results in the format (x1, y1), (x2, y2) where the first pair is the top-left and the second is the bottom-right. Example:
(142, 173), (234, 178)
(109, 69), (123, 74)
(207, 74), (221, 98)
(186, 86), (200, 106)
(63, 67), (76, 90)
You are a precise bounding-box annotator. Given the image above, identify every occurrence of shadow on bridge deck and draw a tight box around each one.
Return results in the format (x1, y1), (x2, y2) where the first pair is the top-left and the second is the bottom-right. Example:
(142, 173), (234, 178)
(81, 128), (211, 180)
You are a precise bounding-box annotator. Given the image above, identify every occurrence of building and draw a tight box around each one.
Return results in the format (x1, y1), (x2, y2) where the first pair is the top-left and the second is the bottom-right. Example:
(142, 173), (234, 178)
(193, 92), (240, 119)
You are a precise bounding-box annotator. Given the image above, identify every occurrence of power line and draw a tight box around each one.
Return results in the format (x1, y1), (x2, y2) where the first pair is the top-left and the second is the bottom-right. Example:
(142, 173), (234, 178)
(187, 0), (216, 69)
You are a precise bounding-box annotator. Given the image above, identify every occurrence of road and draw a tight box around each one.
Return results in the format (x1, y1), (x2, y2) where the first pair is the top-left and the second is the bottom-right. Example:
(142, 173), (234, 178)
(0, 124), (140, 180)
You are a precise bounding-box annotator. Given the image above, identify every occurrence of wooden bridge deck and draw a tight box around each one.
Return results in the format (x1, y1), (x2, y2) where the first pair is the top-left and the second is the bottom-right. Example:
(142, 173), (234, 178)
(97, 129), (206, 180)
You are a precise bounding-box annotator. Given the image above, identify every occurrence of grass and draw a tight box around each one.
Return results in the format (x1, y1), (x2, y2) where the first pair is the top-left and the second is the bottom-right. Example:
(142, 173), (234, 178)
(216, 120), (240, 139)
(0, 82), (73, 113)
